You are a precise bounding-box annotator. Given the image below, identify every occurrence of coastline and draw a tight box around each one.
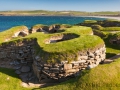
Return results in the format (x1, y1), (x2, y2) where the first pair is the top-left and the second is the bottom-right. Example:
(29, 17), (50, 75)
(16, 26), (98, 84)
(85, 16), (120, 21)
(0, 14), (119, 21)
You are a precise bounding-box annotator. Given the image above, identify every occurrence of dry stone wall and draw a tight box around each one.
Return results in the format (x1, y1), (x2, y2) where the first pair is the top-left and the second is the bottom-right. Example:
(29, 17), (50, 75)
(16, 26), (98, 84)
(0, 38), (106, 83)
(0, 38), (39, 83)
(33, 45), (106, 82)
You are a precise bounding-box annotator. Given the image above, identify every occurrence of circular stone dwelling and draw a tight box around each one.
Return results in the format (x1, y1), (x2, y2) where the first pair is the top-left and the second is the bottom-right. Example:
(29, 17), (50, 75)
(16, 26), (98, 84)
(0, 25), (106, 83)
(30, 26), (106, 81)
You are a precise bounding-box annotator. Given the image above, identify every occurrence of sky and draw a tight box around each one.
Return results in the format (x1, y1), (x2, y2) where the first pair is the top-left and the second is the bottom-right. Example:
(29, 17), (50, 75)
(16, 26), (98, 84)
(0, 0), (120, 12)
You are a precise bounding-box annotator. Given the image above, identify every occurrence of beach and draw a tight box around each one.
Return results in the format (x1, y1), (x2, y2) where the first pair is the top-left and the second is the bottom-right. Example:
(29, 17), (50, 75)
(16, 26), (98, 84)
(89, 16), (120, 21)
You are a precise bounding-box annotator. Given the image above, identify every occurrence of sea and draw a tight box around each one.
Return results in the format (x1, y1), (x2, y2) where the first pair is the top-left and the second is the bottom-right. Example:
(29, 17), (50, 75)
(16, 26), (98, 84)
(0, 16), (106, 32)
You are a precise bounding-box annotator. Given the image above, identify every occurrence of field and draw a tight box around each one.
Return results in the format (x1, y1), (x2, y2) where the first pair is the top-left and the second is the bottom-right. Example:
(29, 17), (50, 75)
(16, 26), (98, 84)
(0, 10), (120, 16)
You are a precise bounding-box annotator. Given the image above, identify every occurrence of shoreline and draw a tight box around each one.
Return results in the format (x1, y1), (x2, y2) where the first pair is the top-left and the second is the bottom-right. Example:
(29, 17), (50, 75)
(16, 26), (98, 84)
(0, 14), (119, 21)
(85, 16), (120, 21)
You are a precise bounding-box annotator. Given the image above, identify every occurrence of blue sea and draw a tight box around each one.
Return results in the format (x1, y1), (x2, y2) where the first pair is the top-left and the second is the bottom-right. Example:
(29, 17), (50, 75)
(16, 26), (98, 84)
(0, 16), (106, 32)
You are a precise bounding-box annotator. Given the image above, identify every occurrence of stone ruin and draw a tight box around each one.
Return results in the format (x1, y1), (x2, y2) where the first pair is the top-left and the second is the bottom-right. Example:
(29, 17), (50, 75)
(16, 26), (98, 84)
(0, 36), (106, 87)
(0, 25), (106, 87)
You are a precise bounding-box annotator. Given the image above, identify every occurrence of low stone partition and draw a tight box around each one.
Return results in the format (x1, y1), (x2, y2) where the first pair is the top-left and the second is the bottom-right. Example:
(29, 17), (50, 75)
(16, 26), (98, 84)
(33, 45), (106, 82)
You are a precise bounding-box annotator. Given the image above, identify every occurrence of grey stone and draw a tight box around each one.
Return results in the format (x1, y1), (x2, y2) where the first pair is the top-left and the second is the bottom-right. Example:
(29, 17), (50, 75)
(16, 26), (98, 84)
(15, 70), (21, 74)
(21, 66), (30, 73)
(14, 66), (21, 70)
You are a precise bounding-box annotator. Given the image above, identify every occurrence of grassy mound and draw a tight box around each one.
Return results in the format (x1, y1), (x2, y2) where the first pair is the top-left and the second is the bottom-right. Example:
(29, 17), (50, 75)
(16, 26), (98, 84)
(31, 24), (48, 29)
(0, 26), (28, 43)
(83, 20), (97, 24)
(101, 27), (120, 31)
(26, 26), (104, 63)
(0, 25), (104, 63)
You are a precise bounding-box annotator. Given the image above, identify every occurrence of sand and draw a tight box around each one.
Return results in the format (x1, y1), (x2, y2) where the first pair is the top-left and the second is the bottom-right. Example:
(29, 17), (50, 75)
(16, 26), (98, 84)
(88, 16), (120, 21)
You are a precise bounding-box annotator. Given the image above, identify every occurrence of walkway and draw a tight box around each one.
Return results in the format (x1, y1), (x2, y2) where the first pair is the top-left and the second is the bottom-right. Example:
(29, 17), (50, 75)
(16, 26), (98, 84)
(104, 53), (120, 64)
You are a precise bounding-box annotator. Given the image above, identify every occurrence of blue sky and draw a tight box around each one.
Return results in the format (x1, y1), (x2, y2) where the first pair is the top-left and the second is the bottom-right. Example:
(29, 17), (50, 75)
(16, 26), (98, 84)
(0, 0), (120, 12)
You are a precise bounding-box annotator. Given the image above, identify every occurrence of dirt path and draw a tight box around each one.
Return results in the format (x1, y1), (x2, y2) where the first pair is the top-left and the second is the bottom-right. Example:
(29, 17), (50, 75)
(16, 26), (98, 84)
(104, 53), (120, 64)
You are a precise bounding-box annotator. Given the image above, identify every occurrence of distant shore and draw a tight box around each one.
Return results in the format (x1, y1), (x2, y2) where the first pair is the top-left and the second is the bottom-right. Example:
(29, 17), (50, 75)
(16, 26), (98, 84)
(86, 16), (120, 21)
(0, 14), (119, 21)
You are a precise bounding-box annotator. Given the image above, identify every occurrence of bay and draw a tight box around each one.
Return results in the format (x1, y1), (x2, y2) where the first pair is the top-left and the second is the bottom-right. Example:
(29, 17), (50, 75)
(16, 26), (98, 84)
(0, 16), (106, 32)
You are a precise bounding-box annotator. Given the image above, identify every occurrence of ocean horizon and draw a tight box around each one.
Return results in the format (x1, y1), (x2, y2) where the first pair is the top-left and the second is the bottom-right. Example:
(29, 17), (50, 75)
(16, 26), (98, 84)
(0, 16), (106, 32)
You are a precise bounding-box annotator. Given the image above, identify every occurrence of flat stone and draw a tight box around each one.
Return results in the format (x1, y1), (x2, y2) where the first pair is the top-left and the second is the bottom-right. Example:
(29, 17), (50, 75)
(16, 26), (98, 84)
(88, 52), (94, 57)
(64, 64), (72, 70)
(79, 56), (88, 60)
(21, 66), (30, 73)
(15, 70), (21, 74)
(87, 64), (97, 69)
(21, 82), (29, 87)
(66, 69), (79, 73)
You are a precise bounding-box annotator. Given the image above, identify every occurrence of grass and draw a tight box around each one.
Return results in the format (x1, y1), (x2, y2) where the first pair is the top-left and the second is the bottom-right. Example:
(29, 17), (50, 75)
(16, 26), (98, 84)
(83, 20), (97, 24)
(31, 24), (48, 30)
(101, 27), (120, 31)
(0, 67), (32, 90)
(0, 26), (28, 43)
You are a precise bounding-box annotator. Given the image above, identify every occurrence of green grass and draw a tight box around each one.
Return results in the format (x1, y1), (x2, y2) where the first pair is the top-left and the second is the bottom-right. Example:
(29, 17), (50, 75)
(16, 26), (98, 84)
(0, 26), (28, 43)
(25, 26), (104, 63)
(0, 67), (32, 90)
(83, 20), (97, 24)
(101, 27), (120, 31)
(31, 24), (48, 30)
